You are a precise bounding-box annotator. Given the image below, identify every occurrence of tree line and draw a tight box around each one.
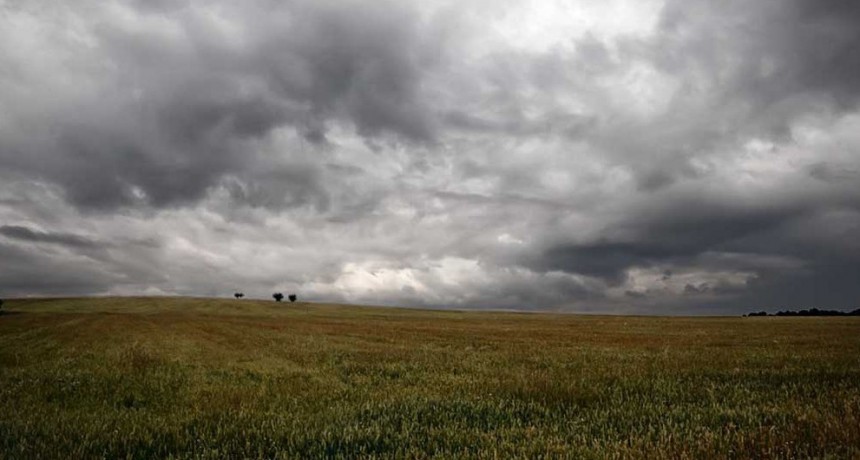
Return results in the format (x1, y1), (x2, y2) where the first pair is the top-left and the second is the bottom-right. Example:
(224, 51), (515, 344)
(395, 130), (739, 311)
(746, 308), (860, 317)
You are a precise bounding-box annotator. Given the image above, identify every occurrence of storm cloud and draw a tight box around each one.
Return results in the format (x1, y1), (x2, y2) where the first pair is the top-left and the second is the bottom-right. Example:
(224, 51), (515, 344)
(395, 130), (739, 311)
(1, 0), (858, 314)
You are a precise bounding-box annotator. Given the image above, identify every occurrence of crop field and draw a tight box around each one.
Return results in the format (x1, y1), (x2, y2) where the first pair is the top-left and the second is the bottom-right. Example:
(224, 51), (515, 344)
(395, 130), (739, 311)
(1, 297), (859, 459)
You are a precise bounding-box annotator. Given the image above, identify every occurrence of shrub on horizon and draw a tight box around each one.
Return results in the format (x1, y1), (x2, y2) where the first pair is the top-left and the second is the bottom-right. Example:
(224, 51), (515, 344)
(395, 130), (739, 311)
(273, 293), (284, 302)
(234, 292), (244, 299)
(288, 294), (297, 303)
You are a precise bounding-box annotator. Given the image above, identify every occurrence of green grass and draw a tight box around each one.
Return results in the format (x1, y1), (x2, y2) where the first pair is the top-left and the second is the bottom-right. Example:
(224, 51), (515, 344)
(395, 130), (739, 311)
(1, 297), (859, 459)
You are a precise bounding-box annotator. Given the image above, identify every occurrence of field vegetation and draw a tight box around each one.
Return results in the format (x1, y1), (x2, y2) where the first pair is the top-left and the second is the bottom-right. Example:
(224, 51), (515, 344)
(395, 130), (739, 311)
(1, 297), (859, 458)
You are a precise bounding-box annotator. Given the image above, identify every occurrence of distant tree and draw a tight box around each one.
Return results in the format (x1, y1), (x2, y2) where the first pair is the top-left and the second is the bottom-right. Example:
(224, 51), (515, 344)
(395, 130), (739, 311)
(273, 293), (284, 302)
(768, 308), (859, 317)
(0, 298), (4, 312)
(288, 294), (297, 303)
(234, 292), (244, 299)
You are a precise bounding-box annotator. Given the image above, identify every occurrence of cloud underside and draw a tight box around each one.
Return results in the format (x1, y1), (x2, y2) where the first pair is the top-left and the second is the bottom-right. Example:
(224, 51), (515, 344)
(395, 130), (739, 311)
(1, 0), (859, 313)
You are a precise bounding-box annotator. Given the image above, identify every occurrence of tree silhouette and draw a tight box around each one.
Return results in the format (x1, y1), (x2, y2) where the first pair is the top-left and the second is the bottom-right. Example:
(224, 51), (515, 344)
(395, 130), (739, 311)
(273, 293), (284, 302)
(288, 294), (297, 302)
(234, 292), (244, 299)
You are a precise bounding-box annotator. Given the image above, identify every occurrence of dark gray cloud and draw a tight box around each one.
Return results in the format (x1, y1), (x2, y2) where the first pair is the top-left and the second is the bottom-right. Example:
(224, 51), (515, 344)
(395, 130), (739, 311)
(0, 225), (99, 249)
(0, 0), (440, 211)
(1, 0), (859, 313)
(0, 242), (115, 296)
(654, 0), (860, 124)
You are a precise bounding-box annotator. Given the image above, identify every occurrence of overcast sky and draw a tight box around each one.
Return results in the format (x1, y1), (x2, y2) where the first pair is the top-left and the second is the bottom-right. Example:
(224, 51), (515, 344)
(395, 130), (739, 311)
(1, 0), (859, 314)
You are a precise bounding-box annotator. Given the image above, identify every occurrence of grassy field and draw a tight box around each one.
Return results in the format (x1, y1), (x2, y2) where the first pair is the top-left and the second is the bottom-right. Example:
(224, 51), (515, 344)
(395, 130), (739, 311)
(1, 297), (859, 459)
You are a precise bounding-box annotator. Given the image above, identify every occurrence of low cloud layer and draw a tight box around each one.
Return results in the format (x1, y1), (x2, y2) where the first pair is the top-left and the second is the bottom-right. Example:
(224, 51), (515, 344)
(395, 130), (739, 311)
(1, 0), (858, 314)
